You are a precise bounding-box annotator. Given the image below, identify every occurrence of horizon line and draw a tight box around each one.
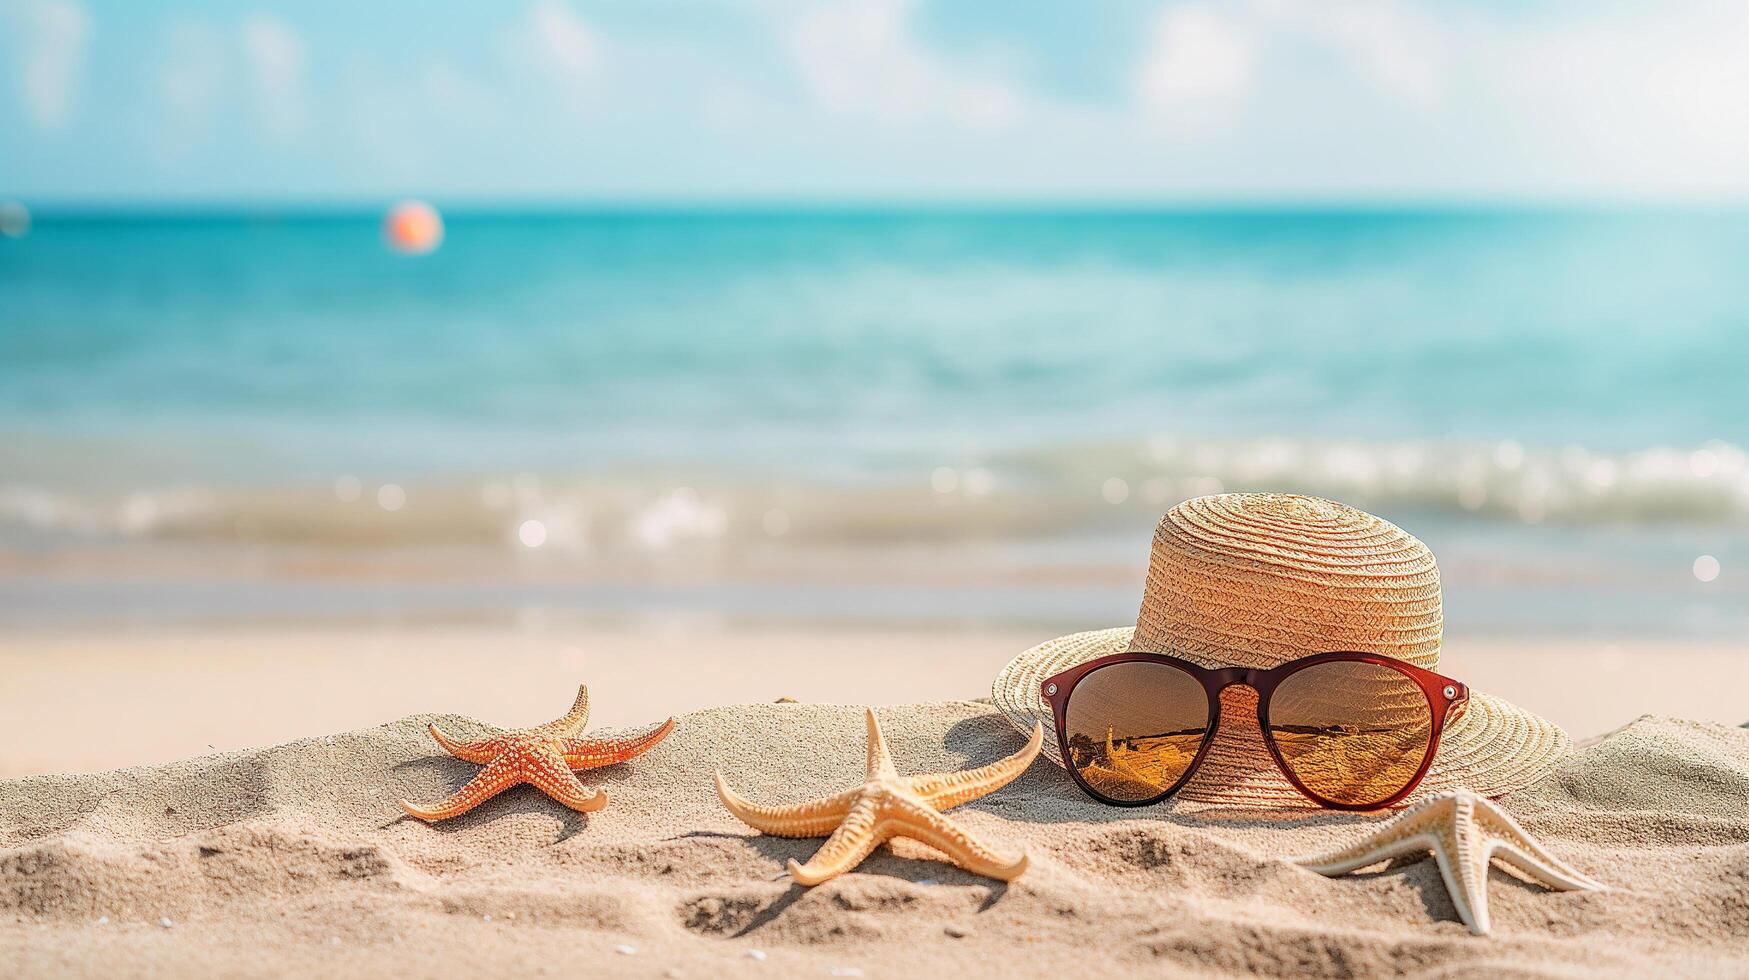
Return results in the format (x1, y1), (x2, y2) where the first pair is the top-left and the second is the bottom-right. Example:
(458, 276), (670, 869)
(11, 195), (1749, 219)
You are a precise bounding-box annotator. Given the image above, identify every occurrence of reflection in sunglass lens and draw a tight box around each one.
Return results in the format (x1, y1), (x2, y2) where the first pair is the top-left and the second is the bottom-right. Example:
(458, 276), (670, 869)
(1267, 660), (1433, 807)
(1062, 661), (1209, 802)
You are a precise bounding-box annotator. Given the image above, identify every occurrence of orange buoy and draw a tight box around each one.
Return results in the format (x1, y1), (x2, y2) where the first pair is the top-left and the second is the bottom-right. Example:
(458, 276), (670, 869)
(383, 200), (443, 255)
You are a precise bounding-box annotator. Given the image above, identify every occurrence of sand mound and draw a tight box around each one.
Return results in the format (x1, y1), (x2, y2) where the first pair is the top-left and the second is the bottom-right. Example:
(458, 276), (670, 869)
(2, 703), (1746, 977)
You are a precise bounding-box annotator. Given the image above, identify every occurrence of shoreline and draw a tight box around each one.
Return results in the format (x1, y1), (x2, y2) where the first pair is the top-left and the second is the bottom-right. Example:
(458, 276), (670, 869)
(3, 623), (1743, 778)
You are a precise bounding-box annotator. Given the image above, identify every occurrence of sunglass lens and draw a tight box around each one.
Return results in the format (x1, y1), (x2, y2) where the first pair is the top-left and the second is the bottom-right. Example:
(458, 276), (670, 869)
(1062, 661), (1210, 802)
(1266, 660), (1434, 808)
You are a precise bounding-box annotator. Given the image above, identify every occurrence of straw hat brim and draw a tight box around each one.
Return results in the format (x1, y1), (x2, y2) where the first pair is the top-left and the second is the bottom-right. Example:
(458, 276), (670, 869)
(992, 627), (1569, 807)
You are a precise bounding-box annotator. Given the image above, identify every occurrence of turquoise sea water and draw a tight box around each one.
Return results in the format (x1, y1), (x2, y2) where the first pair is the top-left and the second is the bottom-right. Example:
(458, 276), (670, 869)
(1, 209), (1745, 632)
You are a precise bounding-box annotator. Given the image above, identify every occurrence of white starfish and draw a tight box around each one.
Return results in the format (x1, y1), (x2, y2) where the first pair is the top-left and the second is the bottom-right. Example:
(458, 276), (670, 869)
(1292, 789), (1603, 936)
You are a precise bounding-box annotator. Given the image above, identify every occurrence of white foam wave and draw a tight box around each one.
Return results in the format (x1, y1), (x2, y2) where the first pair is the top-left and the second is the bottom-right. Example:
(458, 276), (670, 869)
(0, 437), (1744, 554)
(1064, 436), (1749, 526)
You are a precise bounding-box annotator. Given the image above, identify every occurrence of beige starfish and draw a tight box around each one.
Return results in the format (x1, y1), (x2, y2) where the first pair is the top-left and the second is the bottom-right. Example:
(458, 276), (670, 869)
(715, 708), (1043, 885)
(1293, 789), (1603, 936)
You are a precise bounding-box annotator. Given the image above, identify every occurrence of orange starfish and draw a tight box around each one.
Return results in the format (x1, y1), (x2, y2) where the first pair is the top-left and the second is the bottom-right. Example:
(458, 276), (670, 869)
(399, 685), (675, 821)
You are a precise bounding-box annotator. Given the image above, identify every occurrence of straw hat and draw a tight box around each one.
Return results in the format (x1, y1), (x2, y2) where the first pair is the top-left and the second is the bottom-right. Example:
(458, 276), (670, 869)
(992, 492), (1569, 807)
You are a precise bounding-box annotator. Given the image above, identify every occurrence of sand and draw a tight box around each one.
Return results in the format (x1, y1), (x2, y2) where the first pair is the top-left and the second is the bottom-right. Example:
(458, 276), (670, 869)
(2, 698), (1747, 978)
(4, 625), (1747, 777)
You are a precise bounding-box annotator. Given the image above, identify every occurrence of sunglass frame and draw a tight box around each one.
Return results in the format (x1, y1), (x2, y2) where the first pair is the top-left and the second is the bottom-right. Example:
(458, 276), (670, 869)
(1041, 650), (1469, 811)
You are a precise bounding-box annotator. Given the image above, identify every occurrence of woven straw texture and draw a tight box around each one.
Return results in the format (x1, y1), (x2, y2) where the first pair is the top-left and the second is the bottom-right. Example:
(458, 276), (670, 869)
(992, 493), (1570, 807)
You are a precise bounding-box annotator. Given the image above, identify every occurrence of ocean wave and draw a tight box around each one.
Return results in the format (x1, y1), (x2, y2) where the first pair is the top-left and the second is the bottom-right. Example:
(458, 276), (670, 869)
(2, 437), (1745, 553)
(1003, 435), (1749, 527)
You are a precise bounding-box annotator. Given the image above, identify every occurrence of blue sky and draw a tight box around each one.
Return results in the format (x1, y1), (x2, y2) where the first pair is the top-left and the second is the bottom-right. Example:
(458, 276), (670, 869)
(4, 0), (1749, 203)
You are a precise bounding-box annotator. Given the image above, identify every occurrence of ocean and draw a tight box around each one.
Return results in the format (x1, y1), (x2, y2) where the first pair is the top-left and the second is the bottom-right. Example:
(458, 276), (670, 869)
(2, 209), (1744, 635)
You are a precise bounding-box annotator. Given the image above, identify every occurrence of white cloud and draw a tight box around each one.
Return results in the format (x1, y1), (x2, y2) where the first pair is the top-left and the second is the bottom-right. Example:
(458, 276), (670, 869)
(154, 20), (226, 156)
(1135, 5), (1254, 115)
(781, 0), (1024, 130)
(1473, 1), (1749, 194)
(241, 14), (308, 142)
(158, 21), (224, 118)
(154, 16), (309, 155)
(1272, 0), (1446, 107)
(1118, 0), (1749, 197)
(6, 0), (90, 129)
(7, 0), (1749, 202)
(1133, 0), (1445, 119)
(146, 19), (227, 162)
(503, 0), (601, 89)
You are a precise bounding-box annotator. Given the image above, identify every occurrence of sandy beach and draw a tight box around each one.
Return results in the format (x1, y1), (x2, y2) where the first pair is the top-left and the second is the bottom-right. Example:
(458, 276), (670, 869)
(2, 696), (1745, 978)
(2, 625), (1746, 778)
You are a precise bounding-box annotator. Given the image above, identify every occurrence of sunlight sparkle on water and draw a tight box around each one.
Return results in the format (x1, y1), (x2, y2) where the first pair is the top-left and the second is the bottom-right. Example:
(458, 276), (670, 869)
(962, 467), (994, 497)
(118, 494), (158, 536)
(376, 484), (406, 511)
(631, 487), (726, 549)
(1494, 440), (1525, 470)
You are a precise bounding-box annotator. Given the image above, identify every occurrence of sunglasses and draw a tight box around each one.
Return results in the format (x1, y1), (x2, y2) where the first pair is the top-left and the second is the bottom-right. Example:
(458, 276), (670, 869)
(1042, 651), (1470, 811)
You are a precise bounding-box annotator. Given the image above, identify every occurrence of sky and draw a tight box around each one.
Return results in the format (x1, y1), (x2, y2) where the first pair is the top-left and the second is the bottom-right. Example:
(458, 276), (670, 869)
(3, 0), (1749, 204)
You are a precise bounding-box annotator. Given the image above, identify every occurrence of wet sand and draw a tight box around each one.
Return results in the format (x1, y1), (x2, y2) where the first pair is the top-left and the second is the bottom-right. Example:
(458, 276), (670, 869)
(1, 625), (1744, 777)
